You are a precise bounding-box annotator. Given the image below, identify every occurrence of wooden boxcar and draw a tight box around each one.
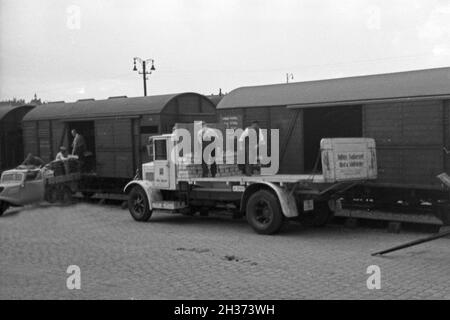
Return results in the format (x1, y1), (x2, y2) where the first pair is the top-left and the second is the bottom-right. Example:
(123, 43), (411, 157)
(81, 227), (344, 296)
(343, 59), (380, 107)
(217, 67), (450, 209)
(0, 104), (35, 172)
(22, 93), (217, 193)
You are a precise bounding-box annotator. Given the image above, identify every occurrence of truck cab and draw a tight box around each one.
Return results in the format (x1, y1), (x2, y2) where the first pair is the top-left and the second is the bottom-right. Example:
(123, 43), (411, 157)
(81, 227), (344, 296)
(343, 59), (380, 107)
(0, 164), (80, 216)
(0, 168), (46, 215)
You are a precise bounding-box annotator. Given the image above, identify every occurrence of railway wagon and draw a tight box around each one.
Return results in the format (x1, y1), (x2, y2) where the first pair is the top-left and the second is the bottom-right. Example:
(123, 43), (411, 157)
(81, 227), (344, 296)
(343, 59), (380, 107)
(21, 93), (217, 195)
(0, 104), (35, 173)
(217, 67), (450, 212)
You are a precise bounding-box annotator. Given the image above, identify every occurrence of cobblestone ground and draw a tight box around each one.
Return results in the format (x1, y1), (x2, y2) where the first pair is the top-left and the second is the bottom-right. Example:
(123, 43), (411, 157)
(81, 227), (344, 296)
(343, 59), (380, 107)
(0, 202), (449, 300)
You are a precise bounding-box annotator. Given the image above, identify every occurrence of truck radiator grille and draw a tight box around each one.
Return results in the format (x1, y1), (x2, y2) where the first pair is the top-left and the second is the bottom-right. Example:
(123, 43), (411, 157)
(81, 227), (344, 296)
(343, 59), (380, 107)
(145, 172), (154, 181)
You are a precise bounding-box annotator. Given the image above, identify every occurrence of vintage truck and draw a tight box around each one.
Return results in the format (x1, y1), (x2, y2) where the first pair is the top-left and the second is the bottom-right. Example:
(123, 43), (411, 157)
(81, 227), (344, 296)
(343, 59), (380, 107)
(124, 132), (377, 234)
(0, 166), (80, 216)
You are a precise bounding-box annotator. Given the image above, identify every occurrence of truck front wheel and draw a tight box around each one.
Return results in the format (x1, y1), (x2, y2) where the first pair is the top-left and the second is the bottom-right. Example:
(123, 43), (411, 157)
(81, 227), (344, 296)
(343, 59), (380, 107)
(128, 186), (152, 221)
(246, 190), (284, 234)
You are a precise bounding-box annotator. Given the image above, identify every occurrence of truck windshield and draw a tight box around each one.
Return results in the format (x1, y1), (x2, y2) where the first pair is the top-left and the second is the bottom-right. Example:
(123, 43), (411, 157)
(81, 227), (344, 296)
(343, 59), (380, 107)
(154, 139), (167, 161)
(1, 172), (24, 184)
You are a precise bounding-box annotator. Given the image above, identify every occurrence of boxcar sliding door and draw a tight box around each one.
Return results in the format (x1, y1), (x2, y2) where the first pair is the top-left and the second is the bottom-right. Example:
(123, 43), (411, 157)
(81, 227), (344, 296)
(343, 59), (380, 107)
(95, 118), (134, 179)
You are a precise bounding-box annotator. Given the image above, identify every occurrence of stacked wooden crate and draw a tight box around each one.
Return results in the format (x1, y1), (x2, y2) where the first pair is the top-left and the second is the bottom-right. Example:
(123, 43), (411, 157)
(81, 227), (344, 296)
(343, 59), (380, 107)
(176, 151), (242, 179)
(215, 151), (241, 177)
(176, 154), (201, 179)
(215, 163), (241, 177)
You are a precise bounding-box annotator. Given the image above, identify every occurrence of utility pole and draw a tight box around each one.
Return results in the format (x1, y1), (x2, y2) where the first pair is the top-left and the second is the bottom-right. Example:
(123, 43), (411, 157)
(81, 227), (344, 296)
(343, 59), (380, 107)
(133, 57), (155, 96)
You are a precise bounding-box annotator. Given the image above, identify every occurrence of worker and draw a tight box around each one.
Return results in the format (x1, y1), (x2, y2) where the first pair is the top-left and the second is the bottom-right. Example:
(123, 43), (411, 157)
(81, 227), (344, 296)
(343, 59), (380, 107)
(239, 120), (266, 176)
(21, 153), (45, 168)
(197, 122), (220, 177)
(55, 146), (69, 161)
(71, 129), (86, 159)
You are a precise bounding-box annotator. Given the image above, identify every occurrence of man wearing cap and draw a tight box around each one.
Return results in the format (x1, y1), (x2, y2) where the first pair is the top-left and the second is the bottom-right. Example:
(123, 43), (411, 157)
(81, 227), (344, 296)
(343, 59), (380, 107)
(239, 120), (266, 176)
(197, 122), (220, 177)
(55, 146), (69, 161)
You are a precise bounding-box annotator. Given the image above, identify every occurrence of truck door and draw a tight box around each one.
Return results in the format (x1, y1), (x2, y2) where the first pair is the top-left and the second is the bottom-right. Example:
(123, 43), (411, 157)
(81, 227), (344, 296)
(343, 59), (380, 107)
(20, 170), (45, 204)
(153, 138), (171, 189)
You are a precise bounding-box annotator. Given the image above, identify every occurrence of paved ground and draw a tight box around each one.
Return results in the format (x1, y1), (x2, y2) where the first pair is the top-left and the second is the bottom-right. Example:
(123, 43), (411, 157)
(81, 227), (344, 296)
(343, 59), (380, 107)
(0, 202), (449, 300)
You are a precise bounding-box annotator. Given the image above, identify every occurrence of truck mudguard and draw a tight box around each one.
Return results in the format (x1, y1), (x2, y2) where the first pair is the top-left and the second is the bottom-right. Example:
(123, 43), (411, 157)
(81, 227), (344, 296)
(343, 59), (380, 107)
(241, 181), (299, 218)
(124, 180), (163, 210)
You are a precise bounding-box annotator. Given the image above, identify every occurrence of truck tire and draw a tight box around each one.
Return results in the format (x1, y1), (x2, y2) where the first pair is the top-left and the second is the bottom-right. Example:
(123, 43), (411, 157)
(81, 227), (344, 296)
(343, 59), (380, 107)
(128, 186), (152, 221)
(246, 190), (284, 234)
(0, 201), (9, 216)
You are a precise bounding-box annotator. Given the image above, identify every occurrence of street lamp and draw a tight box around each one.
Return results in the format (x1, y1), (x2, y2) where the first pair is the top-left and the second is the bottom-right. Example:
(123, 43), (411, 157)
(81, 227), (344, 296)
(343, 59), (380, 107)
(133, 57), (156, 96)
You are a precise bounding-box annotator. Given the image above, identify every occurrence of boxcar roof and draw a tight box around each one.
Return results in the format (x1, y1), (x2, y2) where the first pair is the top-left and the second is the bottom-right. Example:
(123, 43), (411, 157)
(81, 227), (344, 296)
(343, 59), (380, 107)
(217, 67), (450, 109)
(207, 94), (225, 106)
(0, 104), (35, 121)
(23, 92), (212, 121)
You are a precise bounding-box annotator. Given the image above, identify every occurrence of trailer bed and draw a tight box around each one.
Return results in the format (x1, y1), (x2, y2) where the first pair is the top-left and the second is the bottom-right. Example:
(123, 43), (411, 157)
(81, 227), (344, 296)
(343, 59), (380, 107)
(178, 174), (327, 184)
(45, 172), (81, 185)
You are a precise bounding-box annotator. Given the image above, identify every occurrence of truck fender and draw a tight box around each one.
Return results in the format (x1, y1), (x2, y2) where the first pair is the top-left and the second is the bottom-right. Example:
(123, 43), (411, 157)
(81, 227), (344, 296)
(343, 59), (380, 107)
(123, 180), (162, 210)
(240, 182), (299, 218)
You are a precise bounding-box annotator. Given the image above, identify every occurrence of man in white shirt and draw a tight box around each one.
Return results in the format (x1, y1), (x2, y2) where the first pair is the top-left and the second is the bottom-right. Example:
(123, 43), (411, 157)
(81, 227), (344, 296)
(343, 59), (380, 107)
(197, 122), (220, 177)
(55, 146), (68, 161)
(239, 120), (265, 176)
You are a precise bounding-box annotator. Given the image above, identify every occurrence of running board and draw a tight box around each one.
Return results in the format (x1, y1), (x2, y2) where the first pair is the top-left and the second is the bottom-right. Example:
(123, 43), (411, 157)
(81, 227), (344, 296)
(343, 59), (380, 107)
(152, 201), (188, 210)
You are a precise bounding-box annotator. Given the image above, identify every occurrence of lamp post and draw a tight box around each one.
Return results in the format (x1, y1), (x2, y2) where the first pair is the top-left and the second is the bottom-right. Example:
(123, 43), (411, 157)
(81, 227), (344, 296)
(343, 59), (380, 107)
(286, 73), (294, 83)
(133, 57), (156, 96)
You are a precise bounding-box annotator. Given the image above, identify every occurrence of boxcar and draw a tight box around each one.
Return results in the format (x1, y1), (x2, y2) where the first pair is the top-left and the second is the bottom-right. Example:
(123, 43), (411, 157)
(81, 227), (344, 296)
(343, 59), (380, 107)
(216, 67), (450, 210)
(22, 93), (217, 194)
(0, 104), (35, 172)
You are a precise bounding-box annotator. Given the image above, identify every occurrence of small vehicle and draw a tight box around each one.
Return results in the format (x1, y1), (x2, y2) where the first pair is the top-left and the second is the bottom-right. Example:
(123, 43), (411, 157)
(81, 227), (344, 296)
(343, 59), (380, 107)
(0, 167), (80, 216)
(124, 131), (378, 234)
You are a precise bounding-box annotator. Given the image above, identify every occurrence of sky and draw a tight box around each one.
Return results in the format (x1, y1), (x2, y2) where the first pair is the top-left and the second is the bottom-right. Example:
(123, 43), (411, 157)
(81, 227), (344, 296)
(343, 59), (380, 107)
(1, 0), (449, 102)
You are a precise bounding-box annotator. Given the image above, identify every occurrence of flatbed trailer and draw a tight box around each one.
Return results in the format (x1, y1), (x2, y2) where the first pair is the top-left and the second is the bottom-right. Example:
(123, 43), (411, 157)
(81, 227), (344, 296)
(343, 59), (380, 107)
(44, 171), (81, 203)
(124, 135), (378, 234)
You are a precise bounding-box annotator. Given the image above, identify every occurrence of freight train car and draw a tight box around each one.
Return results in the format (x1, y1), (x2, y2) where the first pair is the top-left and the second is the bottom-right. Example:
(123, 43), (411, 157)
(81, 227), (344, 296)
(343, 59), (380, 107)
(22, 93), (217, 196)
(217, 67), (450, 214)
(0, 104), (35, 173)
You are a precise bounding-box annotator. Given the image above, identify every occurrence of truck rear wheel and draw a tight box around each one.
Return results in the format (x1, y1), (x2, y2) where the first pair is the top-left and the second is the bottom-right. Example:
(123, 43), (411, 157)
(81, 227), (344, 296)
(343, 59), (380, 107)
(128, 186), (152, 221)
(246, 190), (284, 234)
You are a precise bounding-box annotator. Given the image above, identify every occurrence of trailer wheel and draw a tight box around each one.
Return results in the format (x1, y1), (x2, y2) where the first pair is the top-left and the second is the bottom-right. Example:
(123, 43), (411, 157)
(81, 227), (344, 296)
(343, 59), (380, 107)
(246, 190), (284, 234)
(81, 192), (95, 199)
(0, 201), (9, 216)
(45, 187), (59, 204)
(128, 186), (152, 221)
(59, 186), (73, 205)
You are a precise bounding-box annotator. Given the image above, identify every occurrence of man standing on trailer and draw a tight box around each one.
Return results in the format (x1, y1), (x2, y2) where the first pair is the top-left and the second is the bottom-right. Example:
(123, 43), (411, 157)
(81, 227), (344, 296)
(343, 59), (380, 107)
(197, 122), (219, 177)
(71, 129), (86, 161)
(239, 120), (265, 176)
